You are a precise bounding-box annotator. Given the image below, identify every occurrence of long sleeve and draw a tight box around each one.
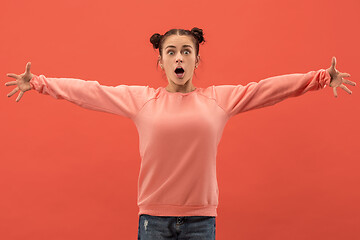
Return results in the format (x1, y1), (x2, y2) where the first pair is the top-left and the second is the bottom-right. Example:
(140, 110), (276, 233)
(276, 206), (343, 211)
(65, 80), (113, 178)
(214, 69), (331, 118)
(30, 75), (151, 119)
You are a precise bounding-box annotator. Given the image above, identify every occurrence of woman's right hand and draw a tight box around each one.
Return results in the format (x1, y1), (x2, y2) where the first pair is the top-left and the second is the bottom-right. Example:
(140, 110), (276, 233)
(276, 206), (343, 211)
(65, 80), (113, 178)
(5, 62), (35, 102)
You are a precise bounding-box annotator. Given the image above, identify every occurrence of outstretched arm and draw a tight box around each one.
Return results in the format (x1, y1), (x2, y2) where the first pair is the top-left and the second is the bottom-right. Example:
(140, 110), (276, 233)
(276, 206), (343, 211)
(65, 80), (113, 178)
(5, 62), (150, 119)
(28, 74), (149, 119)
(214, 57), (356, 118)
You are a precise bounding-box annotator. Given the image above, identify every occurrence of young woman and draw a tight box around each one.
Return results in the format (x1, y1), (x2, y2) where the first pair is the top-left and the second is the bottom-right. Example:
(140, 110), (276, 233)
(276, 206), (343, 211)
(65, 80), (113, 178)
(5, 27), (355, 240)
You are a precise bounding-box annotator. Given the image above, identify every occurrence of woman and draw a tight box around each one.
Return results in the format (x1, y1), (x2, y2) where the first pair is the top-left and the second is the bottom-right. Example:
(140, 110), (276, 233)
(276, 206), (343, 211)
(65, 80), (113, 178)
(5, 27), (355, 240)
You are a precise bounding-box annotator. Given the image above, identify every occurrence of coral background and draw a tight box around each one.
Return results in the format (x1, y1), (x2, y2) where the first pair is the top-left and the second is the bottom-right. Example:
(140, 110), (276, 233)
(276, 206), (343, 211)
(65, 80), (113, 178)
(1, 0), (359, 239)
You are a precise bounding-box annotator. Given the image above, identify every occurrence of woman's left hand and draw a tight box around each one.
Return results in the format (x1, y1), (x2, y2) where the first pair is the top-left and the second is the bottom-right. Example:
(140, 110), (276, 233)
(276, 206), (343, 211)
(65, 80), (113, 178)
(326, 56), (356, 98)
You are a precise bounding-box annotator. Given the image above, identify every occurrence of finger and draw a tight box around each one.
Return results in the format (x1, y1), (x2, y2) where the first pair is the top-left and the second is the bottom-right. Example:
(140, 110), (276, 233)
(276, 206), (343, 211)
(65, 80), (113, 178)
(340, 72), (351, 78)
(333, 87), (338, 98)
(16, 91), (24, 102)
(331, 56), (336, 69)
(7, 87), (19, 97)
(339, 84), (352, 95)
(5, 81), (17, 86)
(25, 62), (31, 74)
(343, 79), (356, 86)
(6, 73), (19, 79)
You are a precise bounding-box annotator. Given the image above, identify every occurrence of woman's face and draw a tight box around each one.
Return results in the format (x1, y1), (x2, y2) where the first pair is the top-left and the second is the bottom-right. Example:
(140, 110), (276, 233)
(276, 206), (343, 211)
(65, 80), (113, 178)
(159, 35), (200, 89)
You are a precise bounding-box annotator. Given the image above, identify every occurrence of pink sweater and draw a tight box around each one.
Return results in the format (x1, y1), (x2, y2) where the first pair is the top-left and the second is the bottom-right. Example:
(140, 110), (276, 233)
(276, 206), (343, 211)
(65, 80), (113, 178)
(30, 69), (331, 217)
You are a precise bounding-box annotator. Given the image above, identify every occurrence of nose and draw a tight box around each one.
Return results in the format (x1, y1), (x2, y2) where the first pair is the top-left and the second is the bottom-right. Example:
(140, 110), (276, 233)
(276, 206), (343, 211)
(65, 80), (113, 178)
(176, 53), (183, 63)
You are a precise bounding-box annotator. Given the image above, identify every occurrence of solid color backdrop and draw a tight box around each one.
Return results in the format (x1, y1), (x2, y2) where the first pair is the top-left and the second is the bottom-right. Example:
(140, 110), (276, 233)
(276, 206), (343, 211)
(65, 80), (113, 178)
(0, 0), (359, 239)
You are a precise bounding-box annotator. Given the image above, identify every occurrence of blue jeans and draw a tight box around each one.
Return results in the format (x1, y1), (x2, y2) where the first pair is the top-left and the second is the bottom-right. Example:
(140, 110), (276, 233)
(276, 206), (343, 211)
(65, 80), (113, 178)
(138, 214), (216, 240)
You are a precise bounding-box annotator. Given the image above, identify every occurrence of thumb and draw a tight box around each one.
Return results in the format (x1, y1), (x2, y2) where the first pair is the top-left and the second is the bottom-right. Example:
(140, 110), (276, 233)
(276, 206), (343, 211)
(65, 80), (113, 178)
(331, 56), (336, 70)
(25, 62), (31, 74)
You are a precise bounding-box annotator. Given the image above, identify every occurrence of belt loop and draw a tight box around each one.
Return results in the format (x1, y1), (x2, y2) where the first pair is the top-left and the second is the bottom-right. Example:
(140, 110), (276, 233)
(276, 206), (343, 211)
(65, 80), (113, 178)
(176, 217), (184, 224)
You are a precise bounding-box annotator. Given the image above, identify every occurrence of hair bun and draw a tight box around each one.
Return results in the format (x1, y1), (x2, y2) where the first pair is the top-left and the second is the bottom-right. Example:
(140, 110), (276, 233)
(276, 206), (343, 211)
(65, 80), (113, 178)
(191, 27), (205, 44)
(150, 33), (162, 49)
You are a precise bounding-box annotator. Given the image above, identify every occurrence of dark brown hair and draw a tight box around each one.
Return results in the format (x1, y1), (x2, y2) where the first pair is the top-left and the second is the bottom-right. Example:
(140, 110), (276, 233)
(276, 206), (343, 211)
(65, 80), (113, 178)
(150, 27), (206, 68)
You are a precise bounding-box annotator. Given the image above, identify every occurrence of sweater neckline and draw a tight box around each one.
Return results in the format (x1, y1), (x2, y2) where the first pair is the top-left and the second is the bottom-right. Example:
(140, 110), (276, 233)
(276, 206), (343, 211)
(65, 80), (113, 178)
(161, 87), (199, 95)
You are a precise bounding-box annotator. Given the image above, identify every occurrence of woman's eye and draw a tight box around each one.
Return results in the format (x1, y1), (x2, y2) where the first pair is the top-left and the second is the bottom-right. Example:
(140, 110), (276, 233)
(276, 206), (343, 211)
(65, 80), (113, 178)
(167, 50), (190, 55)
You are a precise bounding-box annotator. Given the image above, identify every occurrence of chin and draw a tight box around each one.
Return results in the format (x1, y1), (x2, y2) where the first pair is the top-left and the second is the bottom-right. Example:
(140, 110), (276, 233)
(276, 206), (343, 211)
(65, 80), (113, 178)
(171, 77), (185, 83)
(175, 80), (189, 86)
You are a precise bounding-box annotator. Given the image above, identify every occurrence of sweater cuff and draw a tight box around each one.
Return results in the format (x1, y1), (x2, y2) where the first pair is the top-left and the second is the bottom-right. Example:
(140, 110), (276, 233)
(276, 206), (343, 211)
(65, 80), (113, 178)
(320, 69), (332, 88)
(29, 74), (39, 90)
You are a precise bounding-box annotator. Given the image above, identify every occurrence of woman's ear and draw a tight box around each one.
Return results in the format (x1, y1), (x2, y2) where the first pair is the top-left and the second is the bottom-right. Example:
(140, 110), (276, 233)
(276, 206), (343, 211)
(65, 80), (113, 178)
(195, 55), (200, 67)
(158, 55), (163, 69)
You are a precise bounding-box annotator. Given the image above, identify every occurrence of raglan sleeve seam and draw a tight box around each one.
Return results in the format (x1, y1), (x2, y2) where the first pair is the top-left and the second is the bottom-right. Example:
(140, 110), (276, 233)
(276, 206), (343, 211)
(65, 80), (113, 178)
(131, 96), (158, 120)
(202, 86), (232, 120)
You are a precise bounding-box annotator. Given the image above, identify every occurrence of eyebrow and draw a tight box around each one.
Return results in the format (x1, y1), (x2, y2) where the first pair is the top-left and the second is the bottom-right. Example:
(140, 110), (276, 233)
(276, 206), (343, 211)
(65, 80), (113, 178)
(165, 45), (193, 50)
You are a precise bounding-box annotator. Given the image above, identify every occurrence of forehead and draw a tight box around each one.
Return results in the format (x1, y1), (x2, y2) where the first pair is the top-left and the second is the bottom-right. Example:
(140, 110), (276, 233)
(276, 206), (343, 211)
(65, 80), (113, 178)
(163, 35), (194, 48)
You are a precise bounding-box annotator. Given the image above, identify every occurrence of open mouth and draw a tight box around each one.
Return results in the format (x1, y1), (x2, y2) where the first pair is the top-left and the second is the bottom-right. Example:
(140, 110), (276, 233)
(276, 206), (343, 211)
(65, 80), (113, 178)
(174, 67), (185, 78)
